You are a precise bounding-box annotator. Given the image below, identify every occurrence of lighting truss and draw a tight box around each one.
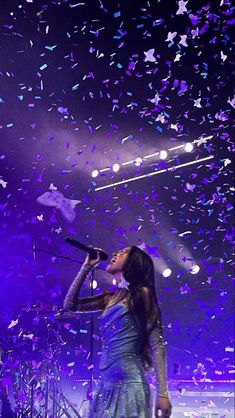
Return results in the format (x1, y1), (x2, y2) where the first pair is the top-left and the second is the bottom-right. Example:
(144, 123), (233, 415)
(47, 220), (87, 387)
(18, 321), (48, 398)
(95, 135), (213, 174)
(94, 155), (214, 191)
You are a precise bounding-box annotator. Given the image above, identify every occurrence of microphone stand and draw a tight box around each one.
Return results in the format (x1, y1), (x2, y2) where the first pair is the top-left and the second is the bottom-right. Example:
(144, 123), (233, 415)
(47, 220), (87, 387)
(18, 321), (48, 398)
(33, 241), (106, 408)
(33, 243), (105, 271)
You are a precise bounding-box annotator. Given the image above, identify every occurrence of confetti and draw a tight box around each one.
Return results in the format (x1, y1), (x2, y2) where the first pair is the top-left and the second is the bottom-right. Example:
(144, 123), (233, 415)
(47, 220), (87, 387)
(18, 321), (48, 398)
(176, 1), (188, 15)
(144, 48), (156, 63)
(0, 178), (8, 188)
(0, 1), (233, 411)
(37, 191), (81, 222)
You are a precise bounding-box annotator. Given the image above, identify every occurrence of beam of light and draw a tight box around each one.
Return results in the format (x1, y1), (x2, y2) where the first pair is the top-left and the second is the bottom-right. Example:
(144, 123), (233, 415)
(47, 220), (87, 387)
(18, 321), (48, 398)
(94, 155), (214, 191)
(99, 167), (111, 173)
(122, 159), (138, 166)
(168, 136), (213, 152)
(167, 144), (186, 152)
(143, 152), (160, 159)
(194, 135), (213, 144)
(190, 265), (200, 275)
(162, 268), (172, 278)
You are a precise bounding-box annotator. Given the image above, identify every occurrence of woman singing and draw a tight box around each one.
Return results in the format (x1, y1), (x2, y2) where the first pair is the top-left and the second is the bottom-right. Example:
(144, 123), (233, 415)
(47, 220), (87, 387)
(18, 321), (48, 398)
(63, 246), (172, 418)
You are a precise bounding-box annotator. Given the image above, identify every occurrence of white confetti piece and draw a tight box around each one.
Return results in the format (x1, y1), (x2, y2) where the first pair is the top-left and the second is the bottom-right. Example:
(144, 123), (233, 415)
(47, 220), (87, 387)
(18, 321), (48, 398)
(179, 34), (188, 47)
(150, 92), (161, 105)
(194, 98), (202, 108)
(144, 48), (156, 62)
(176, 0), (188, 15)
(166, 31), (177, 42)
(37, 191), (81, 223)
(8, 319), (19, 329)
(0, 178), (7, 188)
(178, 231), (192, 237)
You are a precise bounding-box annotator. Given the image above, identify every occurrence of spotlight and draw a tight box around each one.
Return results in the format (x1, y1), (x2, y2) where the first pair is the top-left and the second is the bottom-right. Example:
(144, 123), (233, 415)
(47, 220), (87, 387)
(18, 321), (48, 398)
(190, 265), (200, 275)
(112, 278), (117, 285)
(184, 142), (194, 152)
(91, 169), (99, 178)
(134, 157), (143, 167)
(91, 279), (98, 289)
(159, 150), (168, 160)
(162, 268), (172, 278)
(112, 163), (120, 173)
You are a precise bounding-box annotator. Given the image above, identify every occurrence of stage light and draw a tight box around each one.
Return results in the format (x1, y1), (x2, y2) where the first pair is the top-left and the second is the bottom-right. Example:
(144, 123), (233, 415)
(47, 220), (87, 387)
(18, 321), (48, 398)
(162, 268), (172, 278)
(95, 155), (214, 191)
(190, 265), (200, 275)
(112, 278), (116, 285)
(112, 163), (120, 173)
(91, 169), (99, 178)
(91, 279), (98, 289)
(134, 157), (143, 167)
(159, 150), (168, 160)
(184, 142), (194, 152)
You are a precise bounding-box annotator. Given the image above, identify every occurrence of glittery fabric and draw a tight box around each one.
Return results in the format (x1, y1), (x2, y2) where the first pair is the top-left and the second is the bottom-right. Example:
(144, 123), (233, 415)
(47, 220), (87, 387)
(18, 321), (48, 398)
(88, 303), (152, 418)
(62, 264), (169, 417)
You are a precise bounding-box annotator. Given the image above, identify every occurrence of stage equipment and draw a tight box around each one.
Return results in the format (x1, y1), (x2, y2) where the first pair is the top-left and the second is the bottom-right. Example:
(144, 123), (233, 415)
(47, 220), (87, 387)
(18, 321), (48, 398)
(94, 155), (214, 191)
(1, 307), (83, 418)
(65, 238), (108, 261)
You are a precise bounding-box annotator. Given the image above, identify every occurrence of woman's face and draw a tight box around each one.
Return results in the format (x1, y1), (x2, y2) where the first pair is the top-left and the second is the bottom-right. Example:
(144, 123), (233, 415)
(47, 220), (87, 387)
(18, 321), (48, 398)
(106, 247), (131, 275)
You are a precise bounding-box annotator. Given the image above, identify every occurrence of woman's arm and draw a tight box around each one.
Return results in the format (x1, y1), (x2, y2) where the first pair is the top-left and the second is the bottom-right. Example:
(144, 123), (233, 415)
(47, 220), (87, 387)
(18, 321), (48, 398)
(149, 324), (169, 398)
(141, 287), (172, 417)
(63, 261), (113, 313)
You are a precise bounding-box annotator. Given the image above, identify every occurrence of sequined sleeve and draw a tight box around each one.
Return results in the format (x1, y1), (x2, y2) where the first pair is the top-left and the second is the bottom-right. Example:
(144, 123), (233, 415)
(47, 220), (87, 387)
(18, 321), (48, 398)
(149, 323), (170, 398)
(63, 263), (112, 313)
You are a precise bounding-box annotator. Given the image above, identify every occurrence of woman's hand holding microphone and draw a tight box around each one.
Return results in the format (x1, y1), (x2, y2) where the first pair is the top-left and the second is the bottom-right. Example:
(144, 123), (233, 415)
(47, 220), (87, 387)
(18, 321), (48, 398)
(84, 248), (102, 268)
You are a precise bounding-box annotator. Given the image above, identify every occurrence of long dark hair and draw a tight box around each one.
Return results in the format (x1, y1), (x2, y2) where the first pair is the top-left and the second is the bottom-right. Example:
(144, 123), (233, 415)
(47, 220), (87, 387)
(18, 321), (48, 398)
(123, 246), (162, 368)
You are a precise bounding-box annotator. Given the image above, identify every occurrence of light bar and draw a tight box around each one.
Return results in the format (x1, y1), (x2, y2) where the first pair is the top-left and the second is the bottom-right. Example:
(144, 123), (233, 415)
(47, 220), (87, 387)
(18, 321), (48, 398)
(93, 136), (213, 176)
(94, 155), (214, 191)
(99, 167), (111, 173)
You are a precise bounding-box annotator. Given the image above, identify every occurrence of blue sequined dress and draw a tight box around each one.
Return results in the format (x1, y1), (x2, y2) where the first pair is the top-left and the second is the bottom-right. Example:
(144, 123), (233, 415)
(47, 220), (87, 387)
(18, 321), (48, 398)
(88, 302), (152, 418)
(62, 263), (169, 418)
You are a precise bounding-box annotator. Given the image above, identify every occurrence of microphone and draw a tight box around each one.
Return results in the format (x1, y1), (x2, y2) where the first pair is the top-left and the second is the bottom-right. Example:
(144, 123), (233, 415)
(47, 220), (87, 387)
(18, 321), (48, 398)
(65, 238), (108, 261)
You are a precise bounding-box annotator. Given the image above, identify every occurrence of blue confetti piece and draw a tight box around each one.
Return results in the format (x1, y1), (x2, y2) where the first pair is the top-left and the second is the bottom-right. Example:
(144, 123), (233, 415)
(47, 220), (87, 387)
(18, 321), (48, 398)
(72, 83), (80, 91)
(40, 64), (48, 71)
